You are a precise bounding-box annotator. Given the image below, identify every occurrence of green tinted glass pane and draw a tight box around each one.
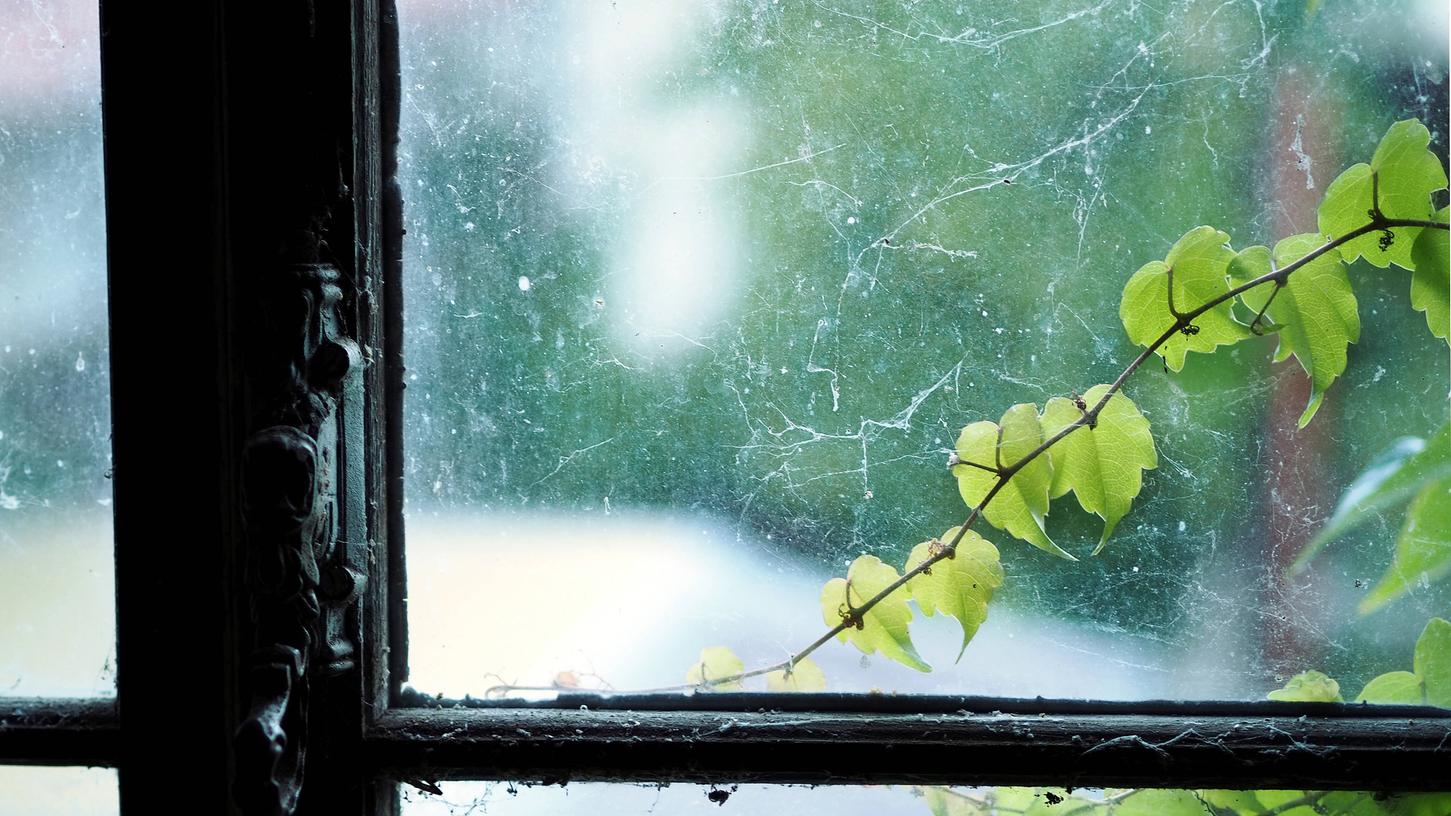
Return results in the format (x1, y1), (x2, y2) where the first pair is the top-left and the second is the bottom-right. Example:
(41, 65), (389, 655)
(400, 0), (1450, 700)
(0, 0), (115, 697)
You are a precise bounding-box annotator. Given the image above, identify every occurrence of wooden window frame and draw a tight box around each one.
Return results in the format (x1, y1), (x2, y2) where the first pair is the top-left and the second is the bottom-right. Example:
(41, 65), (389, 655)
(0, 1), (1447, 813)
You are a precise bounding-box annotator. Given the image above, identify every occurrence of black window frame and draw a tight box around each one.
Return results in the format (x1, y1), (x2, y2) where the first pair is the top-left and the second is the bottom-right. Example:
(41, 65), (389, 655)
(1, 1), (1448, 814)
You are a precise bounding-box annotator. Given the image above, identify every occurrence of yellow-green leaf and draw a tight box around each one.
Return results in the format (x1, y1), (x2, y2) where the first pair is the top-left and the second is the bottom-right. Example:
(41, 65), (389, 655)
(1039, 385), (1157, 552)
(1356, 671), (1423, 705)
(1268, 670), (1343, 702)
(1119, 226), (1249, 371)
(905, 527), (1004, 661)
(1318, 120), (1447, 269)
(685, 646), (744, 690)
(765, 657), (827, 692)
(820, 555), (929, 672)
(1409, 206), (1448, 343)
(952, 406), (1073, 560)
(1229, 234), (1360, 427)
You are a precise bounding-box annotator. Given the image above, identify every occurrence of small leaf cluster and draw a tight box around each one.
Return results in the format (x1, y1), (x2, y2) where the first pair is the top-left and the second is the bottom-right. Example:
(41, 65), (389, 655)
(685, 527), (1003, 686)
(952, 388), (1158, 560)
(817, 529), (1005, 673)
(1271, 617), (1451, 709)
(684, 119), (1447, 691)
(684, 645), (829, 692)
(1122, 120), (1446, 427)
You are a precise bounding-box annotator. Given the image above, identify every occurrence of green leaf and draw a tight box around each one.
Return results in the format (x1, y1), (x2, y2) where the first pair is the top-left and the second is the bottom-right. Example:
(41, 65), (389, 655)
(1412, 617), (1451, 708)
(1356, 671), (1423, 705)
(765, 657), (826, 692)
(1228, 234), (1360, 427)
(1360, 477), (1451, 614)
(1119, 226), (1249, 371)
(1298, 424), (1451, 570)
(905, 527), (1004, 661)
(1267, 670), (1343, 702)
(820, 555), (929, 672)
(1040, 385), (1157, 552)
(952, 406), (1074, 560)
(1318, 120), (1447, 269)
(685, 646), (744, 690)
(1409, 206), (1449, 343)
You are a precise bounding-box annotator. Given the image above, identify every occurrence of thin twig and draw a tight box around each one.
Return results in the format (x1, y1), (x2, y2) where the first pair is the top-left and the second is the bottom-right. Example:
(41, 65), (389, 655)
(1247, 279), (1284, 336)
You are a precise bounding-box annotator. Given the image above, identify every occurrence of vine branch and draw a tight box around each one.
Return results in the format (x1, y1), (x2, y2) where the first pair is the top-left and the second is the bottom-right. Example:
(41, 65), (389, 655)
(484, 215), (1446, 699)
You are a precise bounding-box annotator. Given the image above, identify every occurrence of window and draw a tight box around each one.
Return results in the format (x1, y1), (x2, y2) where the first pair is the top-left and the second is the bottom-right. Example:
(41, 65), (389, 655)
(395, 0), (1451, 704)
(0, 0), (115, 701)
(1, 1), (1448, 814)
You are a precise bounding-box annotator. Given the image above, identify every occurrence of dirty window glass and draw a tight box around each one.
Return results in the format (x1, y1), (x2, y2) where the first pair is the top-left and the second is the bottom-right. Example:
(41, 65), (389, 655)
(399, 782), (1451, 816)
(399, 0), (1450, 700)
(0, 0), (115, 697)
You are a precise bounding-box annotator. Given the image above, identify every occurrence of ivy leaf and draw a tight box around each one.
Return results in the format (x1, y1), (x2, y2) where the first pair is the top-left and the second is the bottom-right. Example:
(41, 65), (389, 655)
(1357, 671), (1424, 705)
(820, 555), (929, 672)
(1228, 234), (1360, 428)
(1318, 119), (1447, 269)
(1409, 206), (1449, 343)
(1360, 476), (1451, 614)
(953, 406), (1074, 560)
(685, 646), (744, 690)
(1119, 226), (1249, 371)
(1413, 617), (1451, 708)
(765, 657), (826, 692)
(905, 527), (1004, 661)
(1039, 385), (1157, 552)
(1267, 670), (1343, 702)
